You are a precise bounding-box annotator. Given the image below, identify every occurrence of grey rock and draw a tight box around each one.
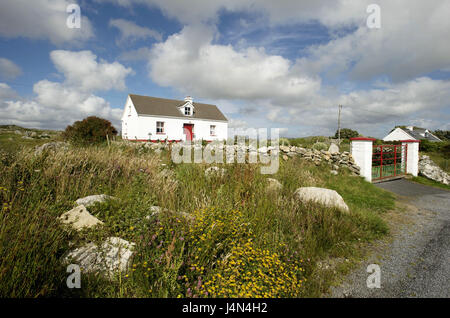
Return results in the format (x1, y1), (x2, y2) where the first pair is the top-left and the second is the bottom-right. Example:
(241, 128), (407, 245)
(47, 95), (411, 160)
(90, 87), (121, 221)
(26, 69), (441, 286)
(34, 142), (69, 155)
(65, 237), (135, 276)
(59, 205), (104, 231)
(294, 187), (349, 213)
(75, 194), (116, 207)
(419, 155), (449, 185)
(328, 143), (340, 154)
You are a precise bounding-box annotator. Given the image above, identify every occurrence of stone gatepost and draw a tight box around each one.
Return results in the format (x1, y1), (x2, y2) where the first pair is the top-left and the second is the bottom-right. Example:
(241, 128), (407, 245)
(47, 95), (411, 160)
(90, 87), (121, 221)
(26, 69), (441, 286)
(401, 140), (420, 177)
(350, 137), (376, 182)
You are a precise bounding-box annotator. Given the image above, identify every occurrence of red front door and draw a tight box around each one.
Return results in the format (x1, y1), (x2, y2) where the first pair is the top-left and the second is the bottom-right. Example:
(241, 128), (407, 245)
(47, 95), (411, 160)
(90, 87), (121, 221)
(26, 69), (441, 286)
(183, 124), (194, 141)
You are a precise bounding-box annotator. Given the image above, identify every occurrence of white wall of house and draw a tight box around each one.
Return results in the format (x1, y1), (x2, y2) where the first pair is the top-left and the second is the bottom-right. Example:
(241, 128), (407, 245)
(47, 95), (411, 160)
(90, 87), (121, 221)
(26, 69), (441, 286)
(383, 127), (414, 141)
(121, 96), (228, 141)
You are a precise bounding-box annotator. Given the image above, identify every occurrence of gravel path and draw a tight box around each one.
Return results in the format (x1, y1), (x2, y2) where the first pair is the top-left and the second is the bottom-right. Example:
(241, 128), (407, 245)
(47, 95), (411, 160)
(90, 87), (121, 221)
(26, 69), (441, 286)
(330, 179), (450, 298)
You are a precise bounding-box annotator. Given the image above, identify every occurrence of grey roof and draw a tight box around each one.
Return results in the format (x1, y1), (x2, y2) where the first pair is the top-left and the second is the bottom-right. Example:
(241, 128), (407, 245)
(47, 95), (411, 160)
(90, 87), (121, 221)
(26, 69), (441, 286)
(129, 94), (228, 122)
(400, 127), (441, 142)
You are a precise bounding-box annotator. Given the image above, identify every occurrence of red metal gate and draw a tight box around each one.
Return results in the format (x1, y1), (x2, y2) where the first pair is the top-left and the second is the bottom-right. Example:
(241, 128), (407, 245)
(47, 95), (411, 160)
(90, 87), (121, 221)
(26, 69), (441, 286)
(372, 144), (407, 181)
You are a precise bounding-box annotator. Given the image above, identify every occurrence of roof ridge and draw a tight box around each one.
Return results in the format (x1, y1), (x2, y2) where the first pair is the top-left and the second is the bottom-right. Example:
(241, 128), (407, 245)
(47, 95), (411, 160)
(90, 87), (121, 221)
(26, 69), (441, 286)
(128, 94), (217, 107)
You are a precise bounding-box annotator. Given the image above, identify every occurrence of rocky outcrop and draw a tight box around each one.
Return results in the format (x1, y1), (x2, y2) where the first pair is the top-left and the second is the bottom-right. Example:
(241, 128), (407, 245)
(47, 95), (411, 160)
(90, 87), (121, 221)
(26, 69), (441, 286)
(59, 205), (104, 231)
(65, 237), (135, 276)
(294, 187), (350, 213)
(75, 194), (116, 207)
(419, 155), (449, 185)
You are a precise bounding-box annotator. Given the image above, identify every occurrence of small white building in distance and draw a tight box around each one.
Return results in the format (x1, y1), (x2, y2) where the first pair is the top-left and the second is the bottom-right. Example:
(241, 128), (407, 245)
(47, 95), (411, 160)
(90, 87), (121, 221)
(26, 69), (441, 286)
(383, 125), (441, 142)
(121, 94), (228, 142)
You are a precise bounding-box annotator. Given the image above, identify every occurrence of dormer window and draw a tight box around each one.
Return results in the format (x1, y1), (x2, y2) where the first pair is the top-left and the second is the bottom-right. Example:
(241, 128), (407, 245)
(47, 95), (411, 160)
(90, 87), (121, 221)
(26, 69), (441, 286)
(185, 106), (191, 116)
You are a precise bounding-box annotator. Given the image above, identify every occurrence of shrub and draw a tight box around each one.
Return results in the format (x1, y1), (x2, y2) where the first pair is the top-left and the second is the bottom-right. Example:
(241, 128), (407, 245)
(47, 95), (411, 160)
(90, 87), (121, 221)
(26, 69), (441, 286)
(420, 140), (440, 152)
(335, 128), (359, 139)
(312, 142), (328, 151)
(442, 143), (450, 159)
(63, 116), (117, 145)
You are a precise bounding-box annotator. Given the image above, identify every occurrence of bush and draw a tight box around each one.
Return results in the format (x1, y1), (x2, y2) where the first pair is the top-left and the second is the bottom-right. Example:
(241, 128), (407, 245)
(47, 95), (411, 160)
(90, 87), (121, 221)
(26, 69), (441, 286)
(433, 130), (450, 141)
(312, 142), (328, 151)
(442, 143), (450, 159)
(335, 128), (359, 139)
(420, 140), (440, 152)
(63, 116), (117, 145)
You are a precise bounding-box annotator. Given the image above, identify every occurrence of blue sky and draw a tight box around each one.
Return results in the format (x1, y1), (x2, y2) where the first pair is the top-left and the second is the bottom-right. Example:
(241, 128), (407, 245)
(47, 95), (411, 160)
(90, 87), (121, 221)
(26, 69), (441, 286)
(0, 0), (449, 138)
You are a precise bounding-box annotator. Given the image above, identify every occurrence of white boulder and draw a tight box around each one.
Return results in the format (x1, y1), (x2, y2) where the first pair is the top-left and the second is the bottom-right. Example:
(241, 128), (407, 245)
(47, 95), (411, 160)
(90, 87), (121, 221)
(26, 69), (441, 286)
(294, 187), (349, 213)
(419, 155), (449, 185)
(59, 205), (103, 231)
(75, 194), (116, 207)
(328, 143), (340, 154)
(65, 237), (135, 276)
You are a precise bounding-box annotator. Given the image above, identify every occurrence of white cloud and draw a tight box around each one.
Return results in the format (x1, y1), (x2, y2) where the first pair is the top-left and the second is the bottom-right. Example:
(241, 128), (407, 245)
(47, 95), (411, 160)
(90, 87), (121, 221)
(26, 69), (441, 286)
(148, 25), (320, 102)
(265, 77), (450, 137)
(296, 1), (450, 82)
(109, 19), (162, 44)
(94, 0), (364, 26)
(0, 0), (94, 45)
(119, 47), (152, 62)
(103, 0), (450, 81)
(50, 50), (133, 92)
(0, 58), (22, 80)
(0, 51), (132, 129)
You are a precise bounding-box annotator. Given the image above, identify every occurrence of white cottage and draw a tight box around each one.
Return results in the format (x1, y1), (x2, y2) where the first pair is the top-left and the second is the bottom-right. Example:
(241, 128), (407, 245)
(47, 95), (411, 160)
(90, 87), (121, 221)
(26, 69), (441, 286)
(383, 126), (441, 142)
(121, 94), (228, 142)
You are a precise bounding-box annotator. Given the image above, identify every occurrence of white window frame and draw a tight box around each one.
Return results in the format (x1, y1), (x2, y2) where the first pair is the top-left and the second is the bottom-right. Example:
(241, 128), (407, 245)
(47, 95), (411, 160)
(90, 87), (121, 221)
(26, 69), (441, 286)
(210, 125), (216, 136)
(156, 121), (165, 134)
(184, 106), (191, 116)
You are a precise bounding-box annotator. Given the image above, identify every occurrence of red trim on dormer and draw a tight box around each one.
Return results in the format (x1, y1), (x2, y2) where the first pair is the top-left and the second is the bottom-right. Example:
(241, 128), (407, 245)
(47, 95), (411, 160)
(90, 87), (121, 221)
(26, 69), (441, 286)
(400, 139), (420, 143)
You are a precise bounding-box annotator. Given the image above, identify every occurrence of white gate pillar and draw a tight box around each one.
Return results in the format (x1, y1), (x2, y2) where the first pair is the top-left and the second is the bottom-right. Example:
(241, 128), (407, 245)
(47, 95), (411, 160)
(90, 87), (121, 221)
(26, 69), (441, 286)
(401, 140), (420, 177)
(350, 137), (376, 182)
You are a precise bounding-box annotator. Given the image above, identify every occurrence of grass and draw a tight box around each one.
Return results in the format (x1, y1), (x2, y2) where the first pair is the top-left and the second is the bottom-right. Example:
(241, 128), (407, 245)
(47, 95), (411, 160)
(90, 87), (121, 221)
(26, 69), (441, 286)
(423, 151), (449, 173)
(411, 176), (450, 191)
(0, 131), (395, 298)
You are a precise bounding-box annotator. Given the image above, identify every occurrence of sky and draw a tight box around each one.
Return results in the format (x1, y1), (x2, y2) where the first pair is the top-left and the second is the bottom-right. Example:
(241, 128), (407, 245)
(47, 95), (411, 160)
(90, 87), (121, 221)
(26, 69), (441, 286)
(0, 0), (449, 138)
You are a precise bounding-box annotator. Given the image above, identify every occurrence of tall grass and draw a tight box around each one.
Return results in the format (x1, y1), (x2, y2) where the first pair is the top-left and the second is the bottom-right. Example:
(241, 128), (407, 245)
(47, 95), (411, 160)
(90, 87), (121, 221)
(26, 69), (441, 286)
(0, 142), (395, 297)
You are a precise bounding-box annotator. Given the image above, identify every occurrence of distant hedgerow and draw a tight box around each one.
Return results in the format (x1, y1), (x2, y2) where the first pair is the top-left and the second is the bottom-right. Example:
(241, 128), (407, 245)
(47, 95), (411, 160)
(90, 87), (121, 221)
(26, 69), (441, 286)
(63, 116), (117, 145)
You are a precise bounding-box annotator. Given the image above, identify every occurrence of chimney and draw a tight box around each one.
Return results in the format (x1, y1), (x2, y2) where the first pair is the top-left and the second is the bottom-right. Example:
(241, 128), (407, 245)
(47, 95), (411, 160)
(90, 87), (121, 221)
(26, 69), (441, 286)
(406, 125), (414, 131)
(184, 96), (193, 104)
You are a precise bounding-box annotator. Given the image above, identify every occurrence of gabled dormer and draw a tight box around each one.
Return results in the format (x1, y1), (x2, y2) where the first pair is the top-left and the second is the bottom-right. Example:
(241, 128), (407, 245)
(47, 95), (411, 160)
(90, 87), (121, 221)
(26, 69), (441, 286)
(178, 96), (195, 116)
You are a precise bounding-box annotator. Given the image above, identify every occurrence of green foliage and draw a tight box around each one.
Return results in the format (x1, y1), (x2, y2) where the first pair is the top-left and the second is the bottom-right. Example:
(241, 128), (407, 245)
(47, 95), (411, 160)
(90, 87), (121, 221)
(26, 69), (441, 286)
(0, 140), (395, 298)
(63, 116), (117, 145)
(335, 128), (359, 139)
(312, 142), (328, 151)
(433, 130), (450, 141)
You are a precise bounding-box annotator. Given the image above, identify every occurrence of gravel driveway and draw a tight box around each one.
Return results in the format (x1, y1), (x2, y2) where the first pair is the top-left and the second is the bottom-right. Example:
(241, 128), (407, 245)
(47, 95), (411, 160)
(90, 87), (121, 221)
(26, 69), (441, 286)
(330, 178), (450, 298)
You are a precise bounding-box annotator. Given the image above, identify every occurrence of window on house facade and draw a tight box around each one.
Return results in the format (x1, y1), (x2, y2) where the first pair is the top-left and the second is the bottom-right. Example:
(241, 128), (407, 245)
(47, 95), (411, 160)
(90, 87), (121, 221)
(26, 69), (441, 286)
(156, 121), (165, 134)
(184, 106), (191, 116)
(210, 125), (216, 136)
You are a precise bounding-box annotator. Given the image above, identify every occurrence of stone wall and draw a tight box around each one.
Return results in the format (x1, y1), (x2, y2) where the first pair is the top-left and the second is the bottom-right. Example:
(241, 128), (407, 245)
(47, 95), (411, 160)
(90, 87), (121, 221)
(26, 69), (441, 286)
(279, 145), (361, 175)
(418, 155), (449, 185)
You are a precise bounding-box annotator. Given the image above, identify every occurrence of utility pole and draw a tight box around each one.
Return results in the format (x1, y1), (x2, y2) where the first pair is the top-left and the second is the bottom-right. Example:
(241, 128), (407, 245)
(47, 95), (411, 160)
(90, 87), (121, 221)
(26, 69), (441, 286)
(337, 104), (342, 145)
